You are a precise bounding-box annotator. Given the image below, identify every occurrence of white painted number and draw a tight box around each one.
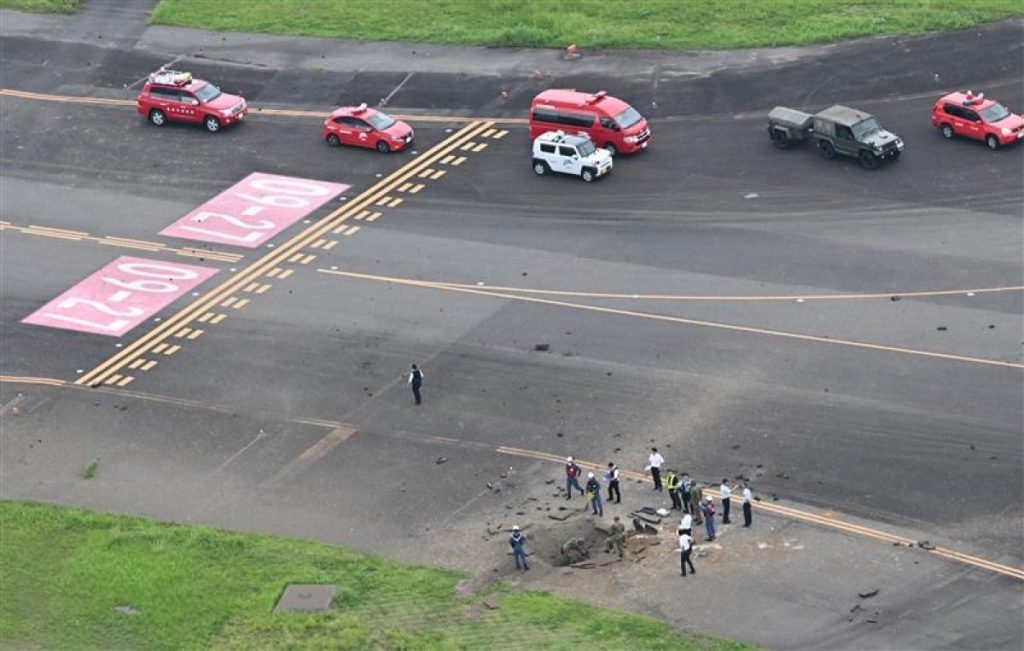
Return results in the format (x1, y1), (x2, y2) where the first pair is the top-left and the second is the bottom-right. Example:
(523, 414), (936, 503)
(233, 192), (309, 209)
(249, 177), (329, 196)
(39, 313), (131, 333)
(102, 277), (179, 293)
(117, 262), (200, 280)
(56, 297), (144, 317)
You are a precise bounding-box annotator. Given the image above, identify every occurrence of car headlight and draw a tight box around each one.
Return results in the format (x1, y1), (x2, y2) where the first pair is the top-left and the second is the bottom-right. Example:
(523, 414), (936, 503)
(221, 108), (233, 116)
(1001, 127), (1012, 136)
(623, 135), (639, 143)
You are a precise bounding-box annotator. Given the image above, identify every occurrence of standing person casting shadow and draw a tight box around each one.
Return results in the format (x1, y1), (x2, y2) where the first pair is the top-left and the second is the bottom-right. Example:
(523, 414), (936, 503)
(408, 364), (424, 405)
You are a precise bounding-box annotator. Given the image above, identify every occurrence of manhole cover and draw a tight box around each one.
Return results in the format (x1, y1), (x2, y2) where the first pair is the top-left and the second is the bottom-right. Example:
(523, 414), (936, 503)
(274, 584), (337, 613)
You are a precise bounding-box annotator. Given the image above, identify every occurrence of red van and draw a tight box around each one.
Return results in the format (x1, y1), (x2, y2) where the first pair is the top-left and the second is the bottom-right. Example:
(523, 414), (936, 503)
(529, 89), (651, 155)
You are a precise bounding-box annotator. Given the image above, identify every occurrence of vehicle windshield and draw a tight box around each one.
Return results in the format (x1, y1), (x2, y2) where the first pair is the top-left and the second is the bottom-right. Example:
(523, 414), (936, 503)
(366, 111), (396, 130)
(577, 140), (597, 157)
(194, 84), (222, 103)
(851, 117), (881, 140)
(614, 106), (643, 129)
(980, 102), (1011, 123)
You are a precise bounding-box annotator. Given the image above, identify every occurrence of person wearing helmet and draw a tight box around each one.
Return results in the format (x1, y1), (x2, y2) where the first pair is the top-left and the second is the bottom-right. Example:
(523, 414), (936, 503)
(509, 525), (529, 571)
(585, 471), (603, 517)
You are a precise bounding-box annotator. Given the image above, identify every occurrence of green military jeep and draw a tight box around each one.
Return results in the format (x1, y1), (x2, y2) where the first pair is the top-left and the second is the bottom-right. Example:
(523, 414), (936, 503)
(768, 104), (905, 170)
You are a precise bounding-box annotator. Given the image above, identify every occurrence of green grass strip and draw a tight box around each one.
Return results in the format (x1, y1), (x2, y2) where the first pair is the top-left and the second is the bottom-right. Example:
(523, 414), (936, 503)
(148, 0), (1024, 50)
(0, 0), (82, 13)
(0, 501), (750, 650)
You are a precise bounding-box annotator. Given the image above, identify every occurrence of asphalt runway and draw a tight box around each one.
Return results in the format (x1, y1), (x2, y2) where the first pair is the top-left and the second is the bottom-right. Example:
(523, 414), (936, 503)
(1, 9), (1021, 649)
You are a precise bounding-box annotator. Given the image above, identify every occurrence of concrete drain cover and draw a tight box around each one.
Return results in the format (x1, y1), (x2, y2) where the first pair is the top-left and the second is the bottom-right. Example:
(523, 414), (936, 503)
(274, 584), (337, 613)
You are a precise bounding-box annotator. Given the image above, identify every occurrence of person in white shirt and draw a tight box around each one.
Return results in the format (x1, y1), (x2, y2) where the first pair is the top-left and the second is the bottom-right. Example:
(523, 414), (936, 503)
(678, 513), (692, 534)
(742, 484), (753, 527)
(605, 462), (621, 504)
(408, 364), (424, 405)
(678, 531), (696, 576)
(720, 479), (733, 524)
(645, 447), (665, 491)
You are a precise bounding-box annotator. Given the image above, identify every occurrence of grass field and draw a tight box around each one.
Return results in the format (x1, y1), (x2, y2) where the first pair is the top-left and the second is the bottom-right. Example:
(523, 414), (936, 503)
(0, 501), (749, 649)
(148, 0), (1024, 49)
(0, 0), (81, 12)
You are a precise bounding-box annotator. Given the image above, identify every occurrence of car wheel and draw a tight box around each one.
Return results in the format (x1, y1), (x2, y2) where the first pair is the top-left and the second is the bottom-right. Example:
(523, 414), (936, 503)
(148, 109), (167, 127)
(326, 133), (341, 147)
(818, 140), (836, 159)
(204, 116), (221, 133)
(858, 150), (879, 170)
(771, 129), (790, 149)
(533, 160), (548, 175)
(890, 150), (901, 161)
(940, 124), (955, 140)
(581, 168), (595, 183)
(376, 140), (390, 153)
(604, 143), (618, 157)
(986, 135), (999, 150)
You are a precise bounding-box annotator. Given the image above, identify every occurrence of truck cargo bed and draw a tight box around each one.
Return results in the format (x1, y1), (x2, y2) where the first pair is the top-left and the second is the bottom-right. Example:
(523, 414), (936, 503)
(768, 106), (814, 131)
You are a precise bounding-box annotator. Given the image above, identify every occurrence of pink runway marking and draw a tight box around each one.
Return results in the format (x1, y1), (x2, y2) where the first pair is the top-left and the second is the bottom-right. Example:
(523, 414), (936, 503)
(160, 172), (349, 248)
(23, 256), (217, 337)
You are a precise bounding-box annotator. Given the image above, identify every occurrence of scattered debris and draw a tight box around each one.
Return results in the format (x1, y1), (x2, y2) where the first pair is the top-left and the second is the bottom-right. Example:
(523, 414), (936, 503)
(82, 458), (99, 479)
(436, 456), (448, 464)
(549, 512), (573, 521)
(545, 479), (555, 485)
(114, 605), (139, 616)
(936, 326), (947, 331)
(534, 344), (550, 352)
(858, 588), (880, 599)
(917, 540), (936, 551)
(483, 601), (499, 610)
(890, 295), (901, 301)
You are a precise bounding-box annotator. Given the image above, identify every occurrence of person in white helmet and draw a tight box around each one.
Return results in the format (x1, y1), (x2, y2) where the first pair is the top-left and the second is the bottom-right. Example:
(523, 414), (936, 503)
(585, 471), (603, 517)
(509, 525), (529, 571)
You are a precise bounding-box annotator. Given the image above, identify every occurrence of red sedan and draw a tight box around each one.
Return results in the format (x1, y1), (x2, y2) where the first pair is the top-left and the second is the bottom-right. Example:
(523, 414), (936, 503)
(322, 104), (414, 153)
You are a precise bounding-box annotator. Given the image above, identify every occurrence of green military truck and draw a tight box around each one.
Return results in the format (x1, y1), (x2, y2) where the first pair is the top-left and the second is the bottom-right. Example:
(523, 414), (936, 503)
(768, 105), (904, 169)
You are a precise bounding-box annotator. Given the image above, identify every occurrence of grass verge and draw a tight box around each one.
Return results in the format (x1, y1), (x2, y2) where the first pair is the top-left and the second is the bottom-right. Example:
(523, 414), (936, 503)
(0, 0), (82, 13)
(0, 501), (749, 649)
(148, 0), (1023, 49)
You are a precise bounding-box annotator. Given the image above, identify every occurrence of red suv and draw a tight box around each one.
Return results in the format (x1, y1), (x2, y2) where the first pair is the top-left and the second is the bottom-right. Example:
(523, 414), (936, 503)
(932, 90), (1024, 150)
(322, 104), (414, 153)
(136, 69), (247, 133)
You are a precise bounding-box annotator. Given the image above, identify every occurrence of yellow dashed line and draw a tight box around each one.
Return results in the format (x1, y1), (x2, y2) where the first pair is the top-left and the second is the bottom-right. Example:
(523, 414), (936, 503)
(129, 359), (145, 370)
(431, 170), (447, 180)
(288, 252), (305, 263)
(333, 223), (350, 233)
(266, 268), (282, 278)
(353, 210), (371, 221)
(278, 269), (294, 280)
(141, 360), (157, 371)
(472, 143), (488, 153)
(255, 284), (272, 294)
(152, 343), (168, 354)
(323, 240), (339, 250)
(387, 197), (404, 208)
(375, 196), (392, 207)
(210, 314), (227, 325)
(398, 182), (413, 192)
(441, 155), (455, 164)
(197, 313), (214, 323)
(221, 297), (238, 308)
(482, 128), (496, 138)
(311, 239), (326, 249)
(117, 376), (134, 387)
(233, 298), (250, 309)
(419, 168), (435, 178)
(366, 212), (382, 222)
(187, 329), (204, 340)
(243, 282), (260, 293)
(408, 184), (425, 194)
(105, 374), (122, 385)
(451, 156), (467, 166)
(300, 254), (316, 265)
(163, 345), (181, 356)
(461, 142), (476, 151)
(494, 129), (509, 139)
(344, 226), (362, 236)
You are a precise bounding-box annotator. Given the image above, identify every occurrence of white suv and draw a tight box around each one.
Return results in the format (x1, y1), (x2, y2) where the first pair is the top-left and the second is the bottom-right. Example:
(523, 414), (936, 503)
(532, 131), (613, 182)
